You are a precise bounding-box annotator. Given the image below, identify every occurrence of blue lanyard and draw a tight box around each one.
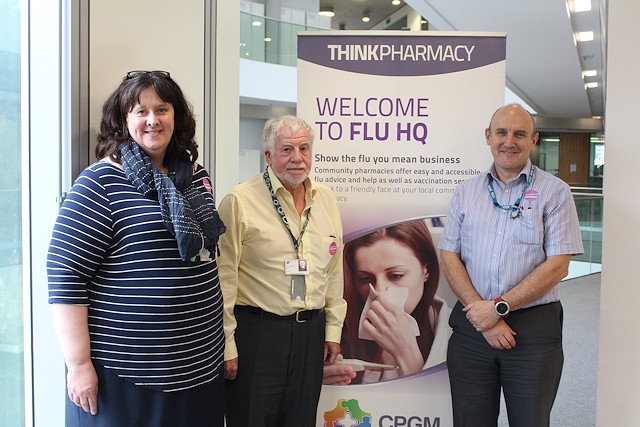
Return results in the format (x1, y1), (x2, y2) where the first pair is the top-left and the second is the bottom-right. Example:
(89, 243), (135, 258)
(263, 167), (311, 258)
(486, 165), (535, 219)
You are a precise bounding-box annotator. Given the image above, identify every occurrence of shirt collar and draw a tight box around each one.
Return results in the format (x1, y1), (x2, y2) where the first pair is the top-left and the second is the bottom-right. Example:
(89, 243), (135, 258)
(266, 166), (315, 199)
(487, 159), (533, 183)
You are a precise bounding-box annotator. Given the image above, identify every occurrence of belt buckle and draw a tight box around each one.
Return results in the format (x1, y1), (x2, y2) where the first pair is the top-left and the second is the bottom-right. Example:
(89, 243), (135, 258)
(295, 309), (307, 323)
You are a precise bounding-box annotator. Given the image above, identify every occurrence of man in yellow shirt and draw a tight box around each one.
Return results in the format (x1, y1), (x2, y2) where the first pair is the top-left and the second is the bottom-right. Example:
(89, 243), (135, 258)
(218, 115), (346, 427)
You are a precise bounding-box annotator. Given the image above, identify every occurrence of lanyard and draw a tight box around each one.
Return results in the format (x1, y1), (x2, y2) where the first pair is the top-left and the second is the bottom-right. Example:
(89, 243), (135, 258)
(263, 167), (311, 258)
(487, 165), (535, 219)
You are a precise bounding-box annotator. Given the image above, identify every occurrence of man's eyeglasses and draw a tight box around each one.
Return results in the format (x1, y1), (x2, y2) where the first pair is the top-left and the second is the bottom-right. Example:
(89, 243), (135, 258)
(124, 70), (171, 80)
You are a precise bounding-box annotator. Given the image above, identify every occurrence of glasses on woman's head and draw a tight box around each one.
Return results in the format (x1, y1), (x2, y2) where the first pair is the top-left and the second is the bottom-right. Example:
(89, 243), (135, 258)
(123, 70), (171, 80)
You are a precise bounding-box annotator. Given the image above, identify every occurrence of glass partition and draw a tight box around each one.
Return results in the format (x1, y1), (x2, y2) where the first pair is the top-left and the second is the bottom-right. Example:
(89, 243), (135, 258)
(240, 11), (321, 67)
(0, 0), (24, 424)
(570, 188), (603, 277)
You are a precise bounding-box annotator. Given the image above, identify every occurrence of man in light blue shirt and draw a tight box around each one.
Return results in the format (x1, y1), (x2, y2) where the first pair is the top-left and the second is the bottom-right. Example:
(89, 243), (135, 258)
(439, 103), (584, 427)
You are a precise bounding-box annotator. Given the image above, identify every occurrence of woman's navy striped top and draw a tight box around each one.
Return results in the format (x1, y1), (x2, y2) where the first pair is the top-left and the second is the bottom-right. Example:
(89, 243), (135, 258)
(47, 160), (224, 392)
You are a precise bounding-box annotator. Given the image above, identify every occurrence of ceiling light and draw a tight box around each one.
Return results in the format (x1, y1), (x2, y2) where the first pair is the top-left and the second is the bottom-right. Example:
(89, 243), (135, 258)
(577, 31), (594, 41)
(319, 6), (335, 17)
(583, 70), (597, 77)
(585, 82), (599, 89)
(362, 10), (371, 22)
(573, 0), (592, 12)
(392, 0), (401, 5)
(251, 20), (262, 27)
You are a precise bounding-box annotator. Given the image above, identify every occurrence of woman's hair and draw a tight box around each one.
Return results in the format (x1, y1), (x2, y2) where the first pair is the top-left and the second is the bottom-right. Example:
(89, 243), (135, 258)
(341, 219), (440, 366)
(262, 115), (315, 153)
(95, 71), (198, 164)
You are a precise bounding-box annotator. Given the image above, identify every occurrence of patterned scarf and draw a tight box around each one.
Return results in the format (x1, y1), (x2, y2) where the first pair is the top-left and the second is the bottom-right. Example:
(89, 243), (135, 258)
(120, 141), (225, 262)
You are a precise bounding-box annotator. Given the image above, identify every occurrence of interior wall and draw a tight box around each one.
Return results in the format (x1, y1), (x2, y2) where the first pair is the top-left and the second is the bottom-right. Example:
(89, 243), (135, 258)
(558, 132), (590, 185)
(212, 0), (241, 199)
(596, 0), (640, 424)
(239, 117), (266, 179)
(239, 117), (265, 151)
(89, 0), (205, 164)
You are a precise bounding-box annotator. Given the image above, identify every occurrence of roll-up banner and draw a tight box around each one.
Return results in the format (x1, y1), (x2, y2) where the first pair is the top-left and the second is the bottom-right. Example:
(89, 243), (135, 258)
(297, 31), (506, 427)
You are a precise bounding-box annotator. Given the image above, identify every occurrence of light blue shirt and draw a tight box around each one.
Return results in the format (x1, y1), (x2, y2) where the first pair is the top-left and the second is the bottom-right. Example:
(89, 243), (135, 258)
(438, 160), (584, 308)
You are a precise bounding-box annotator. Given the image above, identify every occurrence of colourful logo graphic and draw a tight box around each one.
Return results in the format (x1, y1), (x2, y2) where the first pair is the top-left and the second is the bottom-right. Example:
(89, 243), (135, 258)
(324, 398), (372, 427)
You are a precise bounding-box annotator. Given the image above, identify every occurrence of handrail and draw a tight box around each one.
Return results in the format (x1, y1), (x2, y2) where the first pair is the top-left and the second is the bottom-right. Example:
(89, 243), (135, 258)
(571, 186), (604, 191)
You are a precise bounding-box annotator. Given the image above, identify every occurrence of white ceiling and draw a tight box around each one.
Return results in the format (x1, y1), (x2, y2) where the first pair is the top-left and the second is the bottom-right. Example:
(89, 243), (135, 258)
(321, 0), (605, 121)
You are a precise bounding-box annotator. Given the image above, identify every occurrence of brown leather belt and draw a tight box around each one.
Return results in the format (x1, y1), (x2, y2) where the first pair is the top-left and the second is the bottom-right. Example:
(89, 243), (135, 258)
(235, 305), (322, 323)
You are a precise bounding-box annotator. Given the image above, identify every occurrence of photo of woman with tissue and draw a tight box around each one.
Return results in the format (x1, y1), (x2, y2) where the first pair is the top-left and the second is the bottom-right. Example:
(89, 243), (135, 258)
(330, 219), (450, 384)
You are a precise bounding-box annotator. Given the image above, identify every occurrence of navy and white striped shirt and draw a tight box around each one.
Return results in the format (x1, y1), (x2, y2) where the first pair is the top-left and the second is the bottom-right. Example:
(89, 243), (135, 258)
(439, 160), (584, 308)
(47, 160), (224, 392)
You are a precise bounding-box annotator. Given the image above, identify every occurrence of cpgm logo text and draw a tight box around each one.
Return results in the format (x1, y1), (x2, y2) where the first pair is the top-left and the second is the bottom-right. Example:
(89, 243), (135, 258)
(324, 398), (440, 427)
(379, 415), (441, 427)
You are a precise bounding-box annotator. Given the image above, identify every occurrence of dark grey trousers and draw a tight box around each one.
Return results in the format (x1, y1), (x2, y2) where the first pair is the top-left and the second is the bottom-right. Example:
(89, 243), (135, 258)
(225, 306), (325, 427)
(447, 300), (564, 427)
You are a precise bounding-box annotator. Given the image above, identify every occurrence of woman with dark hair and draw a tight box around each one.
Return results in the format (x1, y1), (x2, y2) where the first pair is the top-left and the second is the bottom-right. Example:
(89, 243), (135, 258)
(47, 71), (226, 426)
(325, 219), (450, 384)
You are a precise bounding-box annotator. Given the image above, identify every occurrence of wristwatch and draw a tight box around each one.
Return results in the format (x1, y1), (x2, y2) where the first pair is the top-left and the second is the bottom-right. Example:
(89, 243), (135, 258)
(494, 297), (510, 318)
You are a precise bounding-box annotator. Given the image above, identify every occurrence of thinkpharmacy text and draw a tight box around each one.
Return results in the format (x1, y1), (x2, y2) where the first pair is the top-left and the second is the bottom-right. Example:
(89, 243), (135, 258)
(327, 44), (476, 62)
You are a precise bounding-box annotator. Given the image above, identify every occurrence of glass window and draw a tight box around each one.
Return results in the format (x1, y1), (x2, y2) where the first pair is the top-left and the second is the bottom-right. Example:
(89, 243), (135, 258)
(589, 132), (604, 185)
(0, 0), (24, 425)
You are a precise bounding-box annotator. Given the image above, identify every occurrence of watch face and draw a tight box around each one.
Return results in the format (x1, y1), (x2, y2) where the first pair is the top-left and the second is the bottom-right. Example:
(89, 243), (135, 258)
(496, 301), (509, 315)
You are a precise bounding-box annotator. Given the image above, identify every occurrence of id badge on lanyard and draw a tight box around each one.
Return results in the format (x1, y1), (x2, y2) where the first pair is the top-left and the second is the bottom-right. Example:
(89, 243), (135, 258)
(265, 168), (312, 301)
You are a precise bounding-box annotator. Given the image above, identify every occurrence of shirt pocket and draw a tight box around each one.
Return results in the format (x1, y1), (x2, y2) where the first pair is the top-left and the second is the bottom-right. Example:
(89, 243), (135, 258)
(513, 208), (544, 246)
(314, 235), (340, 274)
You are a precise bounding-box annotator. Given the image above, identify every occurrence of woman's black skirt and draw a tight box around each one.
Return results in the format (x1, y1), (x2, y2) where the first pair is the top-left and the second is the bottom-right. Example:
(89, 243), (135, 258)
(64, 361), (224, 427)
